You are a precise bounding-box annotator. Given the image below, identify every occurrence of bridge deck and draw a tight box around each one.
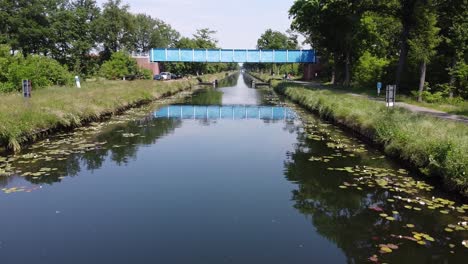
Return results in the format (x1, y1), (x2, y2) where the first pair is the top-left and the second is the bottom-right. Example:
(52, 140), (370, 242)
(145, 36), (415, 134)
(154, 105), (296, 120)
(150, 48), (315, 63)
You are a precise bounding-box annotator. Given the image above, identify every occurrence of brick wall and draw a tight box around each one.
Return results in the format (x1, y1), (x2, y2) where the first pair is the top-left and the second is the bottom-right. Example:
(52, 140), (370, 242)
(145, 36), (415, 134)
(134, 57), (160, 75)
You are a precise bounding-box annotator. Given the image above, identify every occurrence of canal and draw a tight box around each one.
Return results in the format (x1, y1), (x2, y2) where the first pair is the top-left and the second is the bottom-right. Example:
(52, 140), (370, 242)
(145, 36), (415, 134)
(0, 73), (466, 263)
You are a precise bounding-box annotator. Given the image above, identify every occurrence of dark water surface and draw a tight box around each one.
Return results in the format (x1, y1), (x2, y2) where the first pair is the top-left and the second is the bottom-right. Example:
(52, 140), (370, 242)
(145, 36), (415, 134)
(0, 73), (466, 263)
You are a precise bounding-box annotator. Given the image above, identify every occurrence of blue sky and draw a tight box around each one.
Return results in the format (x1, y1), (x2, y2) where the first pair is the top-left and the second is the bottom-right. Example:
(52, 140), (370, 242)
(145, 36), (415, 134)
(96, 0), (305, 49)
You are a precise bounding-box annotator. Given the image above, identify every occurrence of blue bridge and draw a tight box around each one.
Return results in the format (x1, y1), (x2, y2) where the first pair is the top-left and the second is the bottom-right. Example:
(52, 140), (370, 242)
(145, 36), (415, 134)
(154, 105), (296, 120)
(150, 48), (316, 63)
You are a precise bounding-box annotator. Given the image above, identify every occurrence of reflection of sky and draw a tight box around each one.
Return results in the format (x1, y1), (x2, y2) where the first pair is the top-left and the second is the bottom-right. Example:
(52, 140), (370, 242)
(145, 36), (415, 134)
(220, 74), (261, 105)
(95, 0), (309, 49)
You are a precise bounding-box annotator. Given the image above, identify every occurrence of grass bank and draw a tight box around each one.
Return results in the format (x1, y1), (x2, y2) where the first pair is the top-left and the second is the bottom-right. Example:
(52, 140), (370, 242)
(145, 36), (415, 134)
(273, 81), (468, 197)
(0, 72), (231, 151)
(319, 83), (468, 118)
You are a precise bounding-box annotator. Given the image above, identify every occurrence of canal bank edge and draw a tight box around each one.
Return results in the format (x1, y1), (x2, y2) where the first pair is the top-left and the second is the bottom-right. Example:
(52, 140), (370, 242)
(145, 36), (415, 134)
(249, 73), (468, 199)
(0, 72), (236, 153)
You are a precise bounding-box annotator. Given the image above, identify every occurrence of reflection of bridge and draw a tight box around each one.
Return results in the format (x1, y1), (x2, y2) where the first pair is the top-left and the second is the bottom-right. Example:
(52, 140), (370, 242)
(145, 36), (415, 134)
(154, 105), (296, 120)
(150, 48), (316, 63)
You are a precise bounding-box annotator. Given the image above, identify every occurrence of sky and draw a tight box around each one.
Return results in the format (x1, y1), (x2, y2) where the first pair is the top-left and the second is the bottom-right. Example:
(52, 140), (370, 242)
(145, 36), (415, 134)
(96, 0), (307, 49)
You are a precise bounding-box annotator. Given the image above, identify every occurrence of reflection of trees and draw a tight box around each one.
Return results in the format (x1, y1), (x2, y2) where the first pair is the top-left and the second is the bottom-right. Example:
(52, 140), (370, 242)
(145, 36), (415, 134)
(242, 73), (255, 88)
(188, 89), (223, 105)
(217, 72), (239, 88)
(283, 129), (462, 263)
(21, 117), (181, 185)
(186, 73), (239, 105)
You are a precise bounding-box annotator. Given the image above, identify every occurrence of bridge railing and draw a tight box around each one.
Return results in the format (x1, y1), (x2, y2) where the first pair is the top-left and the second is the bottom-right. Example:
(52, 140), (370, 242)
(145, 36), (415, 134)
(150, 48), (316, 64)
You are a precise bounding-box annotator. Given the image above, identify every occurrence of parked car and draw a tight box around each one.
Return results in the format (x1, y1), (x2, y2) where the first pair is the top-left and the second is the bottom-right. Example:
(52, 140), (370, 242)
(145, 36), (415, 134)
(171, 73), (182, 79)
(160, 72), (171, 80)
(153, 74), (161, 80)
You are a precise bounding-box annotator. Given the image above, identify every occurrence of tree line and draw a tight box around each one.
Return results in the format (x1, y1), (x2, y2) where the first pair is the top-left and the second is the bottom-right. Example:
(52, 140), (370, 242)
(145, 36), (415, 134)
(0, 0), (237, 92)
(289, 0), (467, 101)
(243, 29), (303, 77)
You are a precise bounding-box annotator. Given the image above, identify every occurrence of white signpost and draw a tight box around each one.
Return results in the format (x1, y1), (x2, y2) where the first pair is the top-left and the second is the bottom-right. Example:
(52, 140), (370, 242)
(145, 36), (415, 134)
(75, 76), (81, 88)
(22, 80), (32, 98)
(386, 85), (396, 107)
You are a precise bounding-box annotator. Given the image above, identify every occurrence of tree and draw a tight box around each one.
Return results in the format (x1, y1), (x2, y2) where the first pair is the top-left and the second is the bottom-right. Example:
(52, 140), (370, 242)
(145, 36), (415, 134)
(193, 28), (218, 49)
(436, 0), (468, 97)
(246, 29), (299, 75)
(133, 14), (157, 53)
(257, 29), (298, 50)
(132, 14), (180, 53)
(95, 0), (133, 60)
(0, 0), (62, 55)
(49, 0), (100, 74)
(150, 19), (180, 49)
(408, 1), (441, 102)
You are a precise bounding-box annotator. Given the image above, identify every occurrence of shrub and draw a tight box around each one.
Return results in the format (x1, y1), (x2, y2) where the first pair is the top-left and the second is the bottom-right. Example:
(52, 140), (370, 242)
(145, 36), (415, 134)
(100, 51), (138, 80)
(138, 68), (153, 80)
(8, 55), (73, 88)
(0, 44), (72, 92)
(353, 51), (390, 87)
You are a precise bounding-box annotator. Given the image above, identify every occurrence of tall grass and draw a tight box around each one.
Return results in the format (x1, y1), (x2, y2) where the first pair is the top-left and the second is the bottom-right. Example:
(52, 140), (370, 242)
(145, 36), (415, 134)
(0, 72), (229, 151)
(274, 81), (468, 197)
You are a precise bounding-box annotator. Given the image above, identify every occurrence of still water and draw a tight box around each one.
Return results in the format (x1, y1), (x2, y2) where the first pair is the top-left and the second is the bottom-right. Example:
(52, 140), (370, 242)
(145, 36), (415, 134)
(0, 73), (466, 263)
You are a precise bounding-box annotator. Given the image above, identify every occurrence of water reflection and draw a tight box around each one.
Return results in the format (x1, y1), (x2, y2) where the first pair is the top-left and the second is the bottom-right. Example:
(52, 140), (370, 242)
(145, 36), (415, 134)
(0, 115), (182, 188)
(283, 112), (468, 263)
(154, 105), (296, 120)
(0, 73), (466, 263)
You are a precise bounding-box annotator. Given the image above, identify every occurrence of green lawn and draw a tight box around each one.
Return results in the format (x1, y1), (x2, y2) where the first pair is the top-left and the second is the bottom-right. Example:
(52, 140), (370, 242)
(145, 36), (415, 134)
(320, 83), (468, 117)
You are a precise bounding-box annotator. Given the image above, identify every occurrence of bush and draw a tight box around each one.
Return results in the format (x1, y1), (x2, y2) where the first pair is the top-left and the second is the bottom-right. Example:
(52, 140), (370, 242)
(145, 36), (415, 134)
(138, 68), (153, 80)
(0, 44), (72, 92)
(353, 51), (390, 87)
(449, 61), (468, 98)
(100, 51), (138, 80)
(8, 55), (73, 88)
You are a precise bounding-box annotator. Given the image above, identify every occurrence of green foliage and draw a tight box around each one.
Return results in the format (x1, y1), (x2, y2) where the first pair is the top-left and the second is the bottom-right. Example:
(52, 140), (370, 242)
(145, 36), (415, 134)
(257, 29), (298, 50)
(408, 2), (441, 63)
(162, 28), (238, 75)
(449, 61), (468, 97)
(9, 55), (73, 88)
(100, 51), (138, 79)
(245, 29), (299, 75)
(412, 91), (445, 103)
(49, 0), (101, 75)
(95, 0), (134, 59)
(353, 51), (390, 87)
(0, 44), (72, 92)
(139, 68), (153, 80)
(132, 14), (180, 52)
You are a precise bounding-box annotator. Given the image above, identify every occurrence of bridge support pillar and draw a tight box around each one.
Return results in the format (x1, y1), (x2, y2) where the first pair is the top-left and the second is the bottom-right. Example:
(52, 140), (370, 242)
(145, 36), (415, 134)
(134, 57), (160, 76)
(303, 63), (322, 81)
